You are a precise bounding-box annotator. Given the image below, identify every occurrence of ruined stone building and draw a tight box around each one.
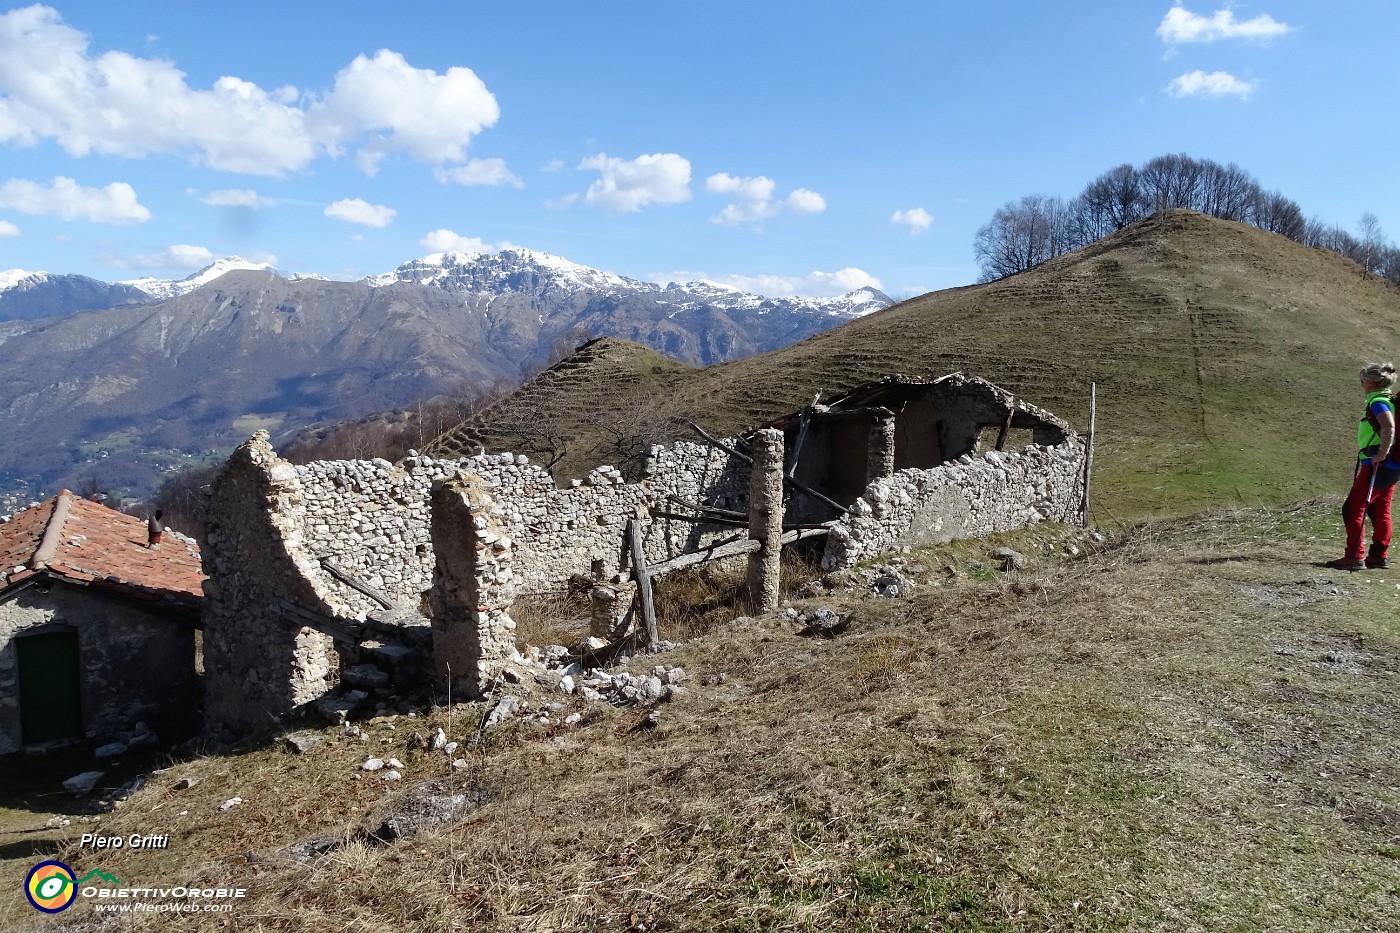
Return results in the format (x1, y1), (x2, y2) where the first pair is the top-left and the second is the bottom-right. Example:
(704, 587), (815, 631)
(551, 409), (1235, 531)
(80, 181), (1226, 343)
(0, 492), (203, 755)
(199, 373), (1085, 739)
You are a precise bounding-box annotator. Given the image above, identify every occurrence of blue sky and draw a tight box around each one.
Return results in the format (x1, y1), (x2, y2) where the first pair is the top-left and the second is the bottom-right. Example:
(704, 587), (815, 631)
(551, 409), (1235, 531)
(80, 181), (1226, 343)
(0, 1), (1395, 298)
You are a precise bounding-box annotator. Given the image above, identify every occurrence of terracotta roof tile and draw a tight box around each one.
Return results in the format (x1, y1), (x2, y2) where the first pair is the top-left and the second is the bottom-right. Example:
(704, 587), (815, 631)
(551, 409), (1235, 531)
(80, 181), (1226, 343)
(0, 492), (204, 614)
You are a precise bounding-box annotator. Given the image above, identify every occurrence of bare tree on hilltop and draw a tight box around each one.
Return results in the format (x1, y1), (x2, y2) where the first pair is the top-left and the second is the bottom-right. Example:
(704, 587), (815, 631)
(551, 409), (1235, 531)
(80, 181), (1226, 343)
(974, 153), (1394, 285)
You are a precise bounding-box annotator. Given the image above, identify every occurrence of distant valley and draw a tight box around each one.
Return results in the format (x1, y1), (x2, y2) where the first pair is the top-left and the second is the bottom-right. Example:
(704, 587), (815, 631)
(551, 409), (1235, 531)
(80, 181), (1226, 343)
(0, 251), (890, 509)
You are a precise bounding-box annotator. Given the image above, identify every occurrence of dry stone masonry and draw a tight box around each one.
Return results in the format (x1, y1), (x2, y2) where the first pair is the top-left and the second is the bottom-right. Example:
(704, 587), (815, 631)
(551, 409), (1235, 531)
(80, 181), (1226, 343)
(199, 373), (1086, 740)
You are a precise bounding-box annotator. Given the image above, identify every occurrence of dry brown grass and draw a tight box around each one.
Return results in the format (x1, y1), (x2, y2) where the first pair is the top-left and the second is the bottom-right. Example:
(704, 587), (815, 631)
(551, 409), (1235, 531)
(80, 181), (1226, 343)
(4, 503), (1399, 931)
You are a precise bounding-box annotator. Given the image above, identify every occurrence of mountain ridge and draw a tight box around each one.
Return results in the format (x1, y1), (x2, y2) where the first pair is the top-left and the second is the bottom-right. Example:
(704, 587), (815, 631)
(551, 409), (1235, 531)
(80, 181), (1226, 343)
(0, 250), (892, 506)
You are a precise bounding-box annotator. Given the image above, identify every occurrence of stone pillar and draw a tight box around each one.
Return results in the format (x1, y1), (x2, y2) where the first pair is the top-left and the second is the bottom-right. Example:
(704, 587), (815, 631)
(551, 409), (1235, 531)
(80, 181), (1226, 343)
(589, 581), (635, 641)
(429, 472), (517, 700)
(867, 415), (897, 482)
(747, 428), (785, 613)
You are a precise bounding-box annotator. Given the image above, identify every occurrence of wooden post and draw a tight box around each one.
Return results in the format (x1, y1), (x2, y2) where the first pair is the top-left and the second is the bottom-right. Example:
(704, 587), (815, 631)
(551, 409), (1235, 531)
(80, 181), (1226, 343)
(747, 428), (785, 613)
(627, 519), (658, 646)
(1080, 382), (1096, 526)
(994, 397), (1017, 451)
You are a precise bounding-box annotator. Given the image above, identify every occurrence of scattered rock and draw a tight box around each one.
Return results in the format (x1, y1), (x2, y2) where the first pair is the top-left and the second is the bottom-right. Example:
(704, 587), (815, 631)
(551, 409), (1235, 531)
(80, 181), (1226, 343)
(796, 607), (847, 638)
(991, 547), (1027, 572)
(172, 777), (199, 791)
(429, 727), (447, 751)
(218, 797), (242, 811)
(362, 758), (385, 772)
(284, 731), (325, 755)
(484, 695), (524, 730)
(62, 771), (104, 797)
(371, 785), (493, 843)
(382, 770), (403, 782)
(94, 742), (127, 760)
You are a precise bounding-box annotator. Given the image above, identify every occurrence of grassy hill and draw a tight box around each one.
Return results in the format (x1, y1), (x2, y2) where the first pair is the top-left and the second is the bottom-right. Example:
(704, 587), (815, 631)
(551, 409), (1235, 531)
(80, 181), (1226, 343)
(432, 210), (1400, 518)
(3, 502), (1397, 931)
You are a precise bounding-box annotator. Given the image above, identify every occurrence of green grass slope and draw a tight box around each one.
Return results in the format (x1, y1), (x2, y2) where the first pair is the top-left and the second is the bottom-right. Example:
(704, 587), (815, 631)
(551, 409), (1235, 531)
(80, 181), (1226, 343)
(435, 210), (1400, 518)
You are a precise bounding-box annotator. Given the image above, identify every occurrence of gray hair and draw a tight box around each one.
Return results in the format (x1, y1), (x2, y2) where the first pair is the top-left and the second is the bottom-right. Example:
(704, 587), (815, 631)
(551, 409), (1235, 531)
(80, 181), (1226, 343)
(1361, 361), (1397, 390)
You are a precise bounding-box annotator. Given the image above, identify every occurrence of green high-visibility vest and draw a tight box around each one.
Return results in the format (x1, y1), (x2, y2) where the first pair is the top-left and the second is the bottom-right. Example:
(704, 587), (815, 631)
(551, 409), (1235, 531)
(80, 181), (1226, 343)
(1358, 390), (1394, 460)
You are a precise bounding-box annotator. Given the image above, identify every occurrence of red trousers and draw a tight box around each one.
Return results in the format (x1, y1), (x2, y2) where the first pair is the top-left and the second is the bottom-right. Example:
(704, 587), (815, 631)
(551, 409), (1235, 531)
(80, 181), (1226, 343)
(1342, 463), (1396, 560)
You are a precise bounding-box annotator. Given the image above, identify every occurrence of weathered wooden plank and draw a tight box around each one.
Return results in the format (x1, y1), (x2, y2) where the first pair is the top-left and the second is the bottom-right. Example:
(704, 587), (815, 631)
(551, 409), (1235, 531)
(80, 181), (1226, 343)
(627, 519), (659, 646)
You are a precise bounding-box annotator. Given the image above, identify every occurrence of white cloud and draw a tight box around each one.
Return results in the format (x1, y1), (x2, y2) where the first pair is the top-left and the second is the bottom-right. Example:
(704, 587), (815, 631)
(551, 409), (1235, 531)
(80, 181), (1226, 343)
(787, 188), (826, 214)
(540, 158), (565, 173)
(420, 229), (495, 254)
(892, 207), (933, 234)
(0, 176), (149, 223)
(311, 49), (500, 166)
(0, 6), (501, 177)
(0, 219), (17, 236)
(1157, 5), (1292, 44)
(1166, 70), (1257, 100)
(707, 173), (778, 224)
(433, 157), (523, 187)
(202, 188), (267, 208)
(579, 152), (691, 213)
(706, 172), (826, 225)
(324, 197), (396, 227)
(144, 243), (215, 271)
(664, 266), (882, 299)
(544, 193), (580, 211)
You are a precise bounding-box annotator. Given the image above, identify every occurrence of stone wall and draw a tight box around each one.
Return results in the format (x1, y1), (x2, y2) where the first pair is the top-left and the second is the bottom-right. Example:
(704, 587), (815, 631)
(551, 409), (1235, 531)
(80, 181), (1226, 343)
(292, 442), (750, 609)
(822, 440), (1086, 570)
(0, 587), (198, 754)
(203, 434), (347, 740)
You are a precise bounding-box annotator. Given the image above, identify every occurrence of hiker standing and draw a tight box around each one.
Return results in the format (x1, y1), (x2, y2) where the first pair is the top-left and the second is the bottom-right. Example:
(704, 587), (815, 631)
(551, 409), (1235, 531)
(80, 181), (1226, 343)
(1331, 362), (1400, 570)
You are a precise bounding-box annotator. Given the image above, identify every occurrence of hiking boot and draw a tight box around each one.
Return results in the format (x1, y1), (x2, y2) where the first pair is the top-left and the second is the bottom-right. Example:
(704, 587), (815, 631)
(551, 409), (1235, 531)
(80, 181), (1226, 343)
(1325, 557), (1366, 572)
(1367, 546), (1389, 570)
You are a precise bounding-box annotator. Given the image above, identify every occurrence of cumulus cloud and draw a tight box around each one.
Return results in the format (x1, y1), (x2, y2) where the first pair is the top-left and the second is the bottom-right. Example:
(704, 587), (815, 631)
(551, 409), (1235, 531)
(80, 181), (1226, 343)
(0, 6), (501, 176)
(1166, 70), (1257, 99)
(142, 243), (215, 271)
(433, 157), (523, 187)
(579, 152), (691, 213)
(420, 228), (496, 254)
(1157, 5), (1292, 44)
(0, 219), (17, 236)
(787, 188), (826, 214)
(662, 266), (882, 299)
(202, 188), (267, 208)
(0, 176), (149, 223)
(324, 197), (396, 227)
(892, 207), (933, 234)
(706, 173), (827, 226)
(311, 49), (500, 167)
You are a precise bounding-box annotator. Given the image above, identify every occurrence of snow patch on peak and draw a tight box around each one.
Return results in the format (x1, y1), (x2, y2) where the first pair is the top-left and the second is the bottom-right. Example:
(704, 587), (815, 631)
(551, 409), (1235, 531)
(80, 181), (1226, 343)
(121, 256), (279, 300)
(0, 269), (45, 292)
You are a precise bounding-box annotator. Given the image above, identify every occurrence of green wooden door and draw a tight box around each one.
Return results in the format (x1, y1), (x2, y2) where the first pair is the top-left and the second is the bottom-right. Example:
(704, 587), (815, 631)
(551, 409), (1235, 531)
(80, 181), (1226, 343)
(16, 631), (83, 744)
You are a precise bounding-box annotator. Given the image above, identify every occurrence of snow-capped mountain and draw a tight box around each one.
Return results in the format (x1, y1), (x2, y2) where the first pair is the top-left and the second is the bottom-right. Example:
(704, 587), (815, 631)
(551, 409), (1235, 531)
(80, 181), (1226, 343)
(364, 249), (893, 320)
(121, 256), (280, 300)
(0, 269), (151, 321)
(365, 248), (633, 294)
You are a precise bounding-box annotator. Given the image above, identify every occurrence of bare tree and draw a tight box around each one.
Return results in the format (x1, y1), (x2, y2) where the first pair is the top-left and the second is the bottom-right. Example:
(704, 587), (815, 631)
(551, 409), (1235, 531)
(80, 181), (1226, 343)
(974, 194), (1075, 281)
(1248, 190), (1305, 241)
(1357, 213), (1387, 275)
(1076, 163), (1147, 238)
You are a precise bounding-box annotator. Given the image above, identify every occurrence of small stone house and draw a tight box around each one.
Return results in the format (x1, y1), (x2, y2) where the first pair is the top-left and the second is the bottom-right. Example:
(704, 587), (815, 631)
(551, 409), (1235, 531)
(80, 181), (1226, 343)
(0, 492), (204, 755)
